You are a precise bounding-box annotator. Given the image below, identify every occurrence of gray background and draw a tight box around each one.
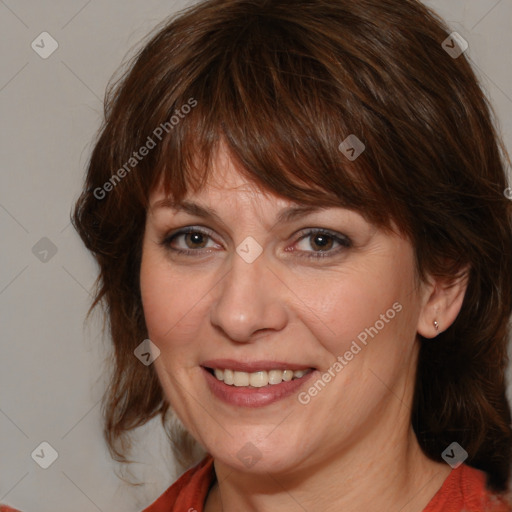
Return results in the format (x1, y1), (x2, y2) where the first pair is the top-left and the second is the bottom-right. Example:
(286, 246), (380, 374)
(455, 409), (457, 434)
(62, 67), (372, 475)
(1, 1), (511, 511)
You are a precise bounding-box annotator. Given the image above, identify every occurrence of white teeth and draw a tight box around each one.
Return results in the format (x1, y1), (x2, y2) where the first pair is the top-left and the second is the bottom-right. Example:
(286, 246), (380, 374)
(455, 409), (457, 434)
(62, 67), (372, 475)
(249, 371), (268, 388)
(268, 370), (283, 385)
(233, 371), (249, 387)
(211, 368), (312, 387)
(282, 369), (294, 381)
(224, 369), (234, 385)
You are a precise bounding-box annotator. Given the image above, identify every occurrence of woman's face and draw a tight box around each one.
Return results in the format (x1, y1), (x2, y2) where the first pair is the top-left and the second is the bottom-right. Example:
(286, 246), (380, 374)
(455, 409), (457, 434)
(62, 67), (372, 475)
(140, 145), (431, 475)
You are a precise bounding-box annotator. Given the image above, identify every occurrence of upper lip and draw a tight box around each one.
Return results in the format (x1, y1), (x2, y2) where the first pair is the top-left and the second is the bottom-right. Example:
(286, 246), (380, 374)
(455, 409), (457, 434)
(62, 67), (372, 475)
(201, 359), (315, 372)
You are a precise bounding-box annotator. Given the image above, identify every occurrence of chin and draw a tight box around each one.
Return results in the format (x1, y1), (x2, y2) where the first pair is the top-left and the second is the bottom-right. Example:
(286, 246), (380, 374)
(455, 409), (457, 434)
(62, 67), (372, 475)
(207, 435), (305, 475)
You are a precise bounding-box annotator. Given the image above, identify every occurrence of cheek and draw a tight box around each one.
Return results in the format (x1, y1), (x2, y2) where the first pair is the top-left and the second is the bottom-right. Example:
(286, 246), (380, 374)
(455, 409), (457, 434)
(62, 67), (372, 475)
(139, 244), (215, 359)
(308, 287), (396, 365)
(140, 229), (420, 369)
(299, 250), (418, 363)
(140, 246), (185, 347)
(139, 255), (170, 340)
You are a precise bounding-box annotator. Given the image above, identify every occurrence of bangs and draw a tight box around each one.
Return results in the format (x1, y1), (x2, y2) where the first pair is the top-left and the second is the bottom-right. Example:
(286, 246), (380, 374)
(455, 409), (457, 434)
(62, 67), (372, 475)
(134, 8), (404, 232)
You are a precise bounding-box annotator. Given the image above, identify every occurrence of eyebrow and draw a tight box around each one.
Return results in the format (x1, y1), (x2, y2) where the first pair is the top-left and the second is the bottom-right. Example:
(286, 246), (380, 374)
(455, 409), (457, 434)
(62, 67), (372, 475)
(151, 198), (326, 225)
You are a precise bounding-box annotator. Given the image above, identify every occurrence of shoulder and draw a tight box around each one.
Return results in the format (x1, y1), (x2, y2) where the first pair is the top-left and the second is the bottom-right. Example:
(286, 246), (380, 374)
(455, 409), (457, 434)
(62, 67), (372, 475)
(141, 455), (215, 512)
(1, 456), (215, 512)
(424, 464), (512, 512)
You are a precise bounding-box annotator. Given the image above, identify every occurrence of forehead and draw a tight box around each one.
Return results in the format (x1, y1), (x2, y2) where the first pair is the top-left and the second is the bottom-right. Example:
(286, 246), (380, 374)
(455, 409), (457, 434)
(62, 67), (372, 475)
(149, 143), (292, 208)
(146, 139), (399, 239)
(147, 146), (366, 234)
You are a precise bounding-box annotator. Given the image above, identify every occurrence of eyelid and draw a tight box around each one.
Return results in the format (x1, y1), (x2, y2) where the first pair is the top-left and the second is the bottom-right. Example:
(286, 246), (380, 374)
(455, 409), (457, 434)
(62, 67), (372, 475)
(160, 225), (352, 258)
(160, 226), (219, 248)
(291, 228), (352, 258)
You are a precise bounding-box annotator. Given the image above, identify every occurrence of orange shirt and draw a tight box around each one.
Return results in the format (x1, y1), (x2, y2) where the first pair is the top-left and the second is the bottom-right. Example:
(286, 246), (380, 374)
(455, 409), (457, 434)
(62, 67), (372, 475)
(1, 457), (510, 512)
(139, 456), (512, 512)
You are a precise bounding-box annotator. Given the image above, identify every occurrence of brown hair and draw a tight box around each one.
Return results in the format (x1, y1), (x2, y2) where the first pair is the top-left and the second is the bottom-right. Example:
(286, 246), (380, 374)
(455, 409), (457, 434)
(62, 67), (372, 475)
(72, 0), (512, 492)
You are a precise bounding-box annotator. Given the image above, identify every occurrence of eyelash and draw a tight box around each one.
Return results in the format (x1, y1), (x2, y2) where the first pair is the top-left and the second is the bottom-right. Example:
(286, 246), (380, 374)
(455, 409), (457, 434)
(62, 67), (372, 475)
(159, 227), (352, 259)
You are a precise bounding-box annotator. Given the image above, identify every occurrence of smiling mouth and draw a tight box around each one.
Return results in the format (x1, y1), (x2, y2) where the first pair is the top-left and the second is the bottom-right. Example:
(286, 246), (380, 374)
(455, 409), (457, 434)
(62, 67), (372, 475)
(205, 367), (314, 387)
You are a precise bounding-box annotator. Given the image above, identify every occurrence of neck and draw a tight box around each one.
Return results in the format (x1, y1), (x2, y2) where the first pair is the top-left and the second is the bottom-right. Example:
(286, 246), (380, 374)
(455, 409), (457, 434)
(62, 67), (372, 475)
(205, 414), (451, 512)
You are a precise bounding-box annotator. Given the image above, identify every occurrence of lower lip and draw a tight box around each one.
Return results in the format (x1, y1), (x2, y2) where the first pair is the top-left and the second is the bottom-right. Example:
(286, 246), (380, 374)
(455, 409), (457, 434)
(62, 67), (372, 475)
(202, 367), (317, 408)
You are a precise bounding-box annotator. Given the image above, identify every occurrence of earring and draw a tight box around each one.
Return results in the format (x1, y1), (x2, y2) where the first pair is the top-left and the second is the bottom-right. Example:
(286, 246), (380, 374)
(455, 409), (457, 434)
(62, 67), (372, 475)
(433, 320), (439, 331)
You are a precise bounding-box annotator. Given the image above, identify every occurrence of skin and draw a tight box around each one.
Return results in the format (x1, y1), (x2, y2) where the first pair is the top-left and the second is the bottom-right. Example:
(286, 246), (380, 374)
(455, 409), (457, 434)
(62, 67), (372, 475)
(140, 144), (468, 512)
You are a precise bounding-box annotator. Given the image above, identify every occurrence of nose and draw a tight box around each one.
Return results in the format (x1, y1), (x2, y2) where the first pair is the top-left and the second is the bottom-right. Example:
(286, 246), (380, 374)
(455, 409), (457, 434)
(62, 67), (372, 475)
(209, 248), (288, 343)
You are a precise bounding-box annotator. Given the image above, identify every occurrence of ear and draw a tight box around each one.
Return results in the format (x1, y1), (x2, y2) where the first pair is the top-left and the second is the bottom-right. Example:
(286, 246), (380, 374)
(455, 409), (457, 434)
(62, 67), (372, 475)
(417, 267), (469, 339)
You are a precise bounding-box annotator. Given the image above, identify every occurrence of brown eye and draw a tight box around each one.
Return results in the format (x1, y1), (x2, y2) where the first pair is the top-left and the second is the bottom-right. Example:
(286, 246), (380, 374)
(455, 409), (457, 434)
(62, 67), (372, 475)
(182, 231), (209, 249)
(160, 227), (218, 255)
(294, 229), (351, 259)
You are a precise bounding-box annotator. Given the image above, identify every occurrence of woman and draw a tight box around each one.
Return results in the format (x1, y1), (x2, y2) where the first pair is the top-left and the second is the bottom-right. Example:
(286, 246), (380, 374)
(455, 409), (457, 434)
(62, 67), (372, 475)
(3, 0), (510, 510)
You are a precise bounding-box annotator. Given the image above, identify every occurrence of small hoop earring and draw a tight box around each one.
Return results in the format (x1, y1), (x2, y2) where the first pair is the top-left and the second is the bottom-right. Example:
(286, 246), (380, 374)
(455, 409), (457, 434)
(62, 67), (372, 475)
(433, 320), (439, 331)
